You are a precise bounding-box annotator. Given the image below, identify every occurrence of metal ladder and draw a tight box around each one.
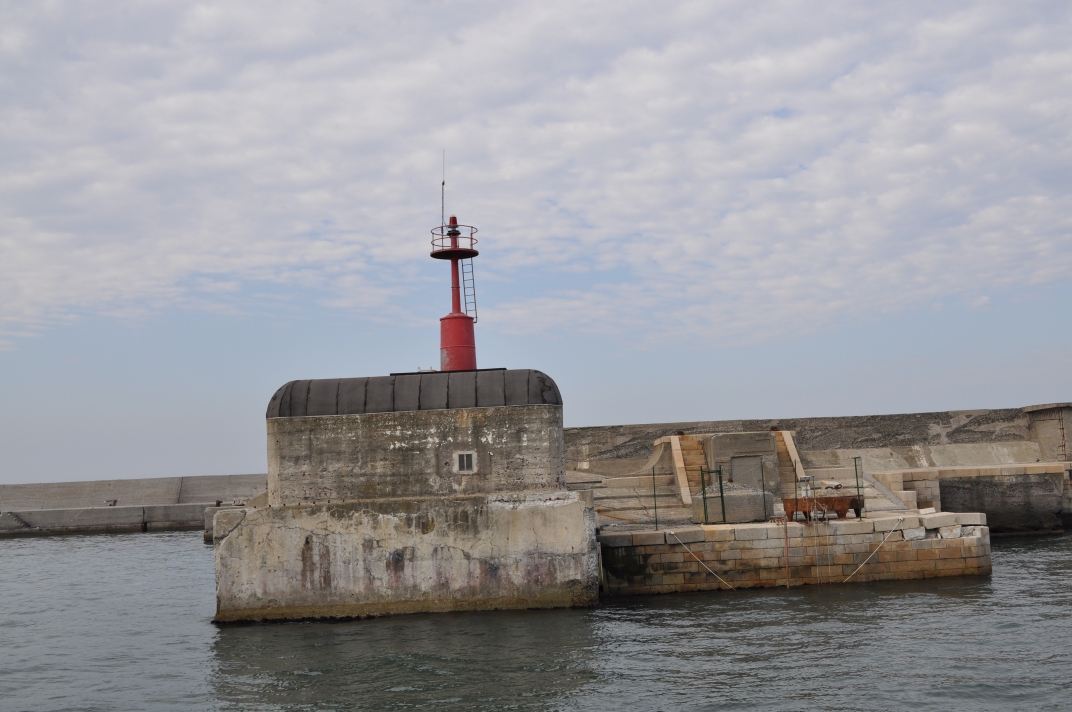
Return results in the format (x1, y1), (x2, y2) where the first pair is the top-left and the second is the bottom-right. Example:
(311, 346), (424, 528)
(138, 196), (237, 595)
(461, 258), (478, 322)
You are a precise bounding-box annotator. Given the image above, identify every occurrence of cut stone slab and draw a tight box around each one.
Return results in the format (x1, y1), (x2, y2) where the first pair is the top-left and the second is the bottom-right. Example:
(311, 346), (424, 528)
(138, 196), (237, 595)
(920, 512), (958, 529)
(666, 527), (705, 543)
(631, 530), (666, 546)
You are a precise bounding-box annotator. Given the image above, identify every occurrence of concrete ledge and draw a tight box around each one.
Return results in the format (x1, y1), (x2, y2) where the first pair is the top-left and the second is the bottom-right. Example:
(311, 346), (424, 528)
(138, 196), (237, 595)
(597, 531), (634, 548)
(632, 531), (666, 546)
(871, 515), (919, 531)
(920, 512), (958, 529)
(956, 512), (987, 526)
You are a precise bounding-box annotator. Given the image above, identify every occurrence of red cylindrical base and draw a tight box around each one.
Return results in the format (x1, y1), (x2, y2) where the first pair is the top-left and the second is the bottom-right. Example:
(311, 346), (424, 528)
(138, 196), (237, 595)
(440, 313), (476, 371)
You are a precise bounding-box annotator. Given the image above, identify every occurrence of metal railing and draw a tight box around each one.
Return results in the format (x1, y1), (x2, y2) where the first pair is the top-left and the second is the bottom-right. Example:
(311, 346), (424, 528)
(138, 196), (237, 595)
(430, 225), (478, 253)
(698, 466), (726, 524)
(852, 456), (865, 517)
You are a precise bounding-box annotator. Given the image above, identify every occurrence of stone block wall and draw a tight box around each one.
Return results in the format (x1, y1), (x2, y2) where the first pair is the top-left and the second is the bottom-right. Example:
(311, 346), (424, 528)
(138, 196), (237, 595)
(598, 516), (990, 595)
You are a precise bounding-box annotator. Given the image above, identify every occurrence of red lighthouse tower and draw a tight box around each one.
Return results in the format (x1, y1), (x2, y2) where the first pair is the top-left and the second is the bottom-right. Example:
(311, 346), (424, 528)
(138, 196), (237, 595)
(431, 215), (479, 371)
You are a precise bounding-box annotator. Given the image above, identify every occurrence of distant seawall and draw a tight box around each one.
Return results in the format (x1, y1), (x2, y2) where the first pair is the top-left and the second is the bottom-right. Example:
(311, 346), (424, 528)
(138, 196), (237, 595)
(0, 474), (265, 537)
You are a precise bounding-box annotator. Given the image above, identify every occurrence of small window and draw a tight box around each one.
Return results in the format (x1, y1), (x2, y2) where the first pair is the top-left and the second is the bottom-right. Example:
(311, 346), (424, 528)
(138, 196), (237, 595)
(457, 452), (475, 473)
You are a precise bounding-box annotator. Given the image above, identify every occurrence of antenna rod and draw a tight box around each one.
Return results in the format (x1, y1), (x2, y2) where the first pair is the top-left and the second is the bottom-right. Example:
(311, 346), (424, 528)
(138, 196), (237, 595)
(441, 150), (445, 227)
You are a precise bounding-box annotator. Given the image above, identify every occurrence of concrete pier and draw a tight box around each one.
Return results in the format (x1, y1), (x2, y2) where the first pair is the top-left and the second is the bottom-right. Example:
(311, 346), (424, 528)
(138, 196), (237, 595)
(0, 474), (265, 537)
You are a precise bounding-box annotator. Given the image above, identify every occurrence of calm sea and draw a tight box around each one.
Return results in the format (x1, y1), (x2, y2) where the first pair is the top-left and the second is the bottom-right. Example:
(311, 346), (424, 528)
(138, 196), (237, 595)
(1, 531), (1070, 711)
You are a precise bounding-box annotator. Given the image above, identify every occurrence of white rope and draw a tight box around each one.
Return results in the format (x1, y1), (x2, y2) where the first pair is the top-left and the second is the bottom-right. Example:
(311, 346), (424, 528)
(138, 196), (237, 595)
(842, 517), (905, 583)
(666, 530), (736, 590)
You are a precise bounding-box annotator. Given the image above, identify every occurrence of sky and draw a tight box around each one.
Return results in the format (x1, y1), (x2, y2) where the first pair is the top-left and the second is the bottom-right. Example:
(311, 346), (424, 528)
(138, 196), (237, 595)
(1, 1), (1070, 484)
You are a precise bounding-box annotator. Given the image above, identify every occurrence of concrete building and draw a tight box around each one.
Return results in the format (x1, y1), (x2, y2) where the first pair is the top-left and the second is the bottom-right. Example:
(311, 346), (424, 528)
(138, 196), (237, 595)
(213, 368), (600, 623)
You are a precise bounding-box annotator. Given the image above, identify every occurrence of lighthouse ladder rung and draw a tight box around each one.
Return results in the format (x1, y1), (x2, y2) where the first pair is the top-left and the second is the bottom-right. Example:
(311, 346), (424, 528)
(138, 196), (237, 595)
(461, 258), (478, 323)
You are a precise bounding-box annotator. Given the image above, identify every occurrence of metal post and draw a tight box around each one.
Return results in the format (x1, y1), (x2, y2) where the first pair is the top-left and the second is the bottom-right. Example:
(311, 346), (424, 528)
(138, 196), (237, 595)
(853, 456), (864, 518)
(652, 465), (659, 530)
(717, 465), (726, 524)
(700, 467), (709, 524)
(760, 460), (768, 520)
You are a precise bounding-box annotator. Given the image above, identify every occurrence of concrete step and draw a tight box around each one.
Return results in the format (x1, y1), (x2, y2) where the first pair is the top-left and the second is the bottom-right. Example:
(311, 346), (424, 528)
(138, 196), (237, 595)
(599, 475), (677, 489)
(593, 488), (681, 501)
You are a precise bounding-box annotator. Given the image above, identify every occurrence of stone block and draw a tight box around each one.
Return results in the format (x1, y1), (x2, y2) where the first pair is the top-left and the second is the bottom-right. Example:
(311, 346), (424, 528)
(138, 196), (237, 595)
(920, 512), (957, 529)
(902, 527), (926, 541)
(938, 525), (962, 539)
(667, 527), (705, 544)
(598, 532), (634, 548)
(955, 512), (987, 526)
(895, 490), (918, 508)
(733, 523), (772, 540)
(703, 524), (736, 541)
(829, 519), (873, 535)
(632, 531), (666, 546)
(870, 515), (917, 531)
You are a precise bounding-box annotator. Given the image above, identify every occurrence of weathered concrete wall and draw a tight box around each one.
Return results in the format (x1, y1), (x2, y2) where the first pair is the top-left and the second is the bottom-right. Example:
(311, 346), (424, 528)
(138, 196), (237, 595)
(939, 473), (1064, 533)
(703, 432), (781, 500)
(214, 491), (598, 622)
(691, 491), (775, 524)
(565, 408), (1030, 463)
(268, 405), (563, 506)
(598, 514), (991, 594)
(1026, 404), (1071, 462)
(799, 442), (1043, 474)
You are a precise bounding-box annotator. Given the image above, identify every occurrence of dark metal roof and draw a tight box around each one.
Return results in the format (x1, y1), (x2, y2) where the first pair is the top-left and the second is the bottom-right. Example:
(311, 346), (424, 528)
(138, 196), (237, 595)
(267, 369), (562, 418)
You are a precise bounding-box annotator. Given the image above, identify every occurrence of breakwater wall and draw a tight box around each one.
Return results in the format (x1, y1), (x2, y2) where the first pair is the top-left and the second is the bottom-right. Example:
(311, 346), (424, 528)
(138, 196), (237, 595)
(598, 512), (990, 594)
(0, 474), (266, 537)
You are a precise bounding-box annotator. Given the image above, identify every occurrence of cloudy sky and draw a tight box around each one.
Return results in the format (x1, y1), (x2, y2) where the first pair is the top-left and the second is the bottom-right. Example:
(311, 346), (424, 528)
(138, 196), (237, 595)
(2, 1), (1070, 483)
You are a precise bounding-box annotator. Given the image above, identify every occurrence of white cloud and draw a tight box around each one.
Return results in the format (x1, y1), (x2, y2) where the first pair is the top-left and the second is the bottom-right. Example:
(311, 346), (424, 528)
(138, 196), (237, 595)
(1, 0), (1070, 346)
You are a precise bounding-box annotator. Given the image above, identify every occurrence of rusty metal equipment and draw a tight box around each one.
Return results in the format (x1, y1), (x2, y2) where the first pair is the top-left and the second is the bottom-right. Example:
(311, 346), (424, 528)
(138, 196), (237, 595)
(783, 494), (862, 521)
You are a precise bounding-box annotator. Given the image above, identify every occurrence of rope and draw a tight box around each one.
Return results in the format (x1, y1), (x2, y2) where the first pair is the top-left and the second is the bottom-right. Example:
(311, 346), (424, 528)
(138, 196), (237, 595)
(842, 517), (905, 583)
(666, 530), (736, 590)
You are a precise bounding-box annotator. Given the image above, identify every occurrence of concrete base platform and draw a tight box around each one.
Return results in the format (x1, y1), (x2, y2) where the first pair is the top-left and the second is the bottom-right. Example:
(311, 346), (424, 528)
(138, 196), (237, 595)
(213, 491), (599, 623)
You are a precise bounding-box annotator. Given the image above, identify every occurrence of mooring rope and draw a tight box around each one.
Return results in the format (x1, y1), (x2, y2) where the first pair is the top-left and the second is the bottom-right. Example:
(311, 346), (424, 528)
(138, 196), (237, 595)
(666, 530), (736, 591)
(842, 516), (905, 583)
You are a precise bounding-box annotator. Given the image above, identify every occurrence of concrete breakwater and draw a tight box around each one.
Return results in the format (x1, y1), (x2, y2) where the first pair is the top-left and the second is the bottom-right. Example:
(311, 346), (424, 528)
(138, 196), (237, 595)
(0, 474), (265, 537)
(566, 404), (1072, 533)
(599, 512), (991, 595)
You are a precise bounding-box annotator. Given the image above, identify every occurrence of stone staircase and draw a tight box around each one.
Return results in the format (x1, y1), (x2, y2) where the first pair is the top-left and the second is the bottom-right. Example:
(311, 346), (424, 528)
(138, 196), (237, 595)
(568, 470), (694, 527)
(678, 436), (707, 494)
(774, 431), (907, 513)
(775, 431), (799, 499)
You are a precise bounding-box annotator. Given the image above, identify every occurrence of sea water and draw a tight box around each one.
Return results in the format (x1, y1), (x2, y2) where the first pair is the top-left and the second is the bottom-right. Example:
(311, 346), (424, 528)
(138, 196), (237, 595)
(1, 531), (1070, 711)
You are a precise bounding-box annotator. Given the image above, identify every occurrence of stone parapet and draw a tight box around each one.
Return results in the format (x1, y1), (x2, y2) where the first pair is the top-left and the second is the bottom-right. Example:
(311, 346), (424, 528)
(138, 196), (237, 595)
(598, 515), (990, 595)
